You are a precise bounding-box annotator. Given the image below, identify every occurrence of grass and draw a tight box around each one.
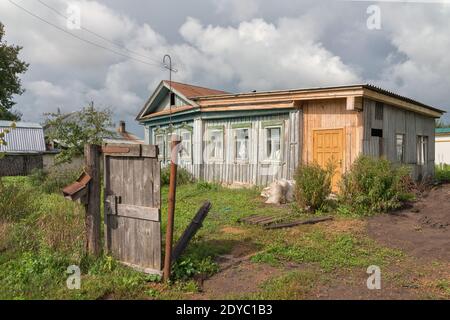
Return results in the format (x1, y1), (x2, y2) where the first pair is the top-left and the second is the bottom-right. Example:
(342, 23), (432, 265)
(0, 176), (445, 300)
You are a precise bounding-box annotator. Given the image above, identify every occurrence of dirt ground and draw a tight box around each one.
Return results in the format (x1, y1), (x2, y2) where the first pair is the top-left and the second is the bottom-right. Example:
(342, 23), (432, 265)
(367, 183), (450, 262)
(189, 184), (450, 300)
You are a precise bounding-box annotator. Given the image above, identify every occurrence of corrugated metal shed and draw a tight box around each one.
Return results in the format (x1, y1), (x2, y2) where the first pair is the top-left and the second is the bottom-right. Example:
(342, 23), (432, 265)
(0, 121), (46, 153)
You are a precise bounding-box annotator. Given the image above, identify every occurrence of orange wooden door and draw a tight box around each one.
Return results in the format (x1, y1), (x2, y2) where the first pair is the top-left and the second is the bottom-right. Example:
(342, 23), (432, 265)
(313, 129), (344, 191)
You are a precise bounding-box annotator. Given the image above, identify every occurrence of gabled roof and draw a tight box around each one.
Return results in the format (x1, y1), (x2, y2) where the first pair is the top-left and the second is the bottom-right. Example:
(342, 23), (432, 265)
(163, 80), (228, 98)
(136, 80), (228, 121)
(137, 81), (446, 122)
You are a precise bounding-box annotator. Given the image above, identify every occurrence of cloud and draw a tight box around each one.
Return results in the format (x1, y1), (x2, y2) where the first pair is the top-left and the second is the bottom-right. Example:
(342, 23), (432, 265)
(2, 0), (449, 135)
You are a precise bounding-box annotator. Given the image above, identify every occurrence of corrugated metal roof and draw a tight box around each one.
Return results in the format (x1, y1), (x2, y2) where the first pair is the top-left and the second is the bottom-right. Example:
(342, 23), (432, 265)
(0, 121), (46, 153)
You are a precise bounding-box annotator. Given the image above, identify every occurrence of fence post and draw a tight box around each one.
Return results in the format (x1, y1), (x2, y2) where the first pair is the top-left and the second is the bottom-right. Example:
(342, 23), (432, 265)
(163, 136), (181, 281)
(84, 144), (101, 257)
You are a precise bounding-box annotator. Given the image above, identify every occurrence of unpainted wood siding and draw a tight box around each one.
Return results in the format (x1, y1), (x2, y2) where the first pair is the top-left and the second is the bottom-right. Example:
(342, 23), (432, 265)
(362, 98), (435, 179)
(302, 99), (363, 173)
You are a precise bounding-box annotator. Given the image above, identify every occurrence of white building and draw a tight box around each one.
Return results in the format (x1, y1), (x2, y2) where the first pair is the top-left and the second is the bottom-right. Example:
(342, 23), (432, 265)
(435, 128), (450, 165)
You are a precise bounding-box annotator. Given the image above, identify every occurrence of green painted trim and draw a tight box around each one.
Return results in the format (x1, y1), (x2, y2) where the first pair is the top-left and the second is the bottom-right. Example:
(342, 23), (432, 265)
(261, 120), (284, 127)
(207, 125), (224, 130)
(231, 123), (252, 129)
(178, 122), (193, 132)
(201, 109), (290, 120)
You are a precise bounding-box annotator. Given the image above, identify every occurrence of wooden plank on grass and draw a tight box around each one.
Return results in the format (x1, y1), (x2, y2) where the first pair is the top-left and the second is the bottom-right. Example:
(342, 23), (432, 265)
(265, 216), (333, 230)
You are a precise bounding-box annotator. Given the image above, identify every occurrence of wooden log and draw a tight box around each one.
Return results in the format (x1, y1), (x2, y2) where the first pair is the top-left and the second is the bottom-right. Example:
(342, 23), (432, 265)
(171, 201), (212, 264)
(265, 216), (333, 230)
(84, 144), (102, 257)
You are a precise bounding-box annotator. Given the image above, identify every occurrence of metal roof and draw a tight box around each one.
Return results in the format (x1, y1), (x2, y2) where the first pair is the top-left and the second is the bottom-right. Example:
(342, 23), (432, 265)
(0, 121), (46, 153)
(436, 128), (450, 134)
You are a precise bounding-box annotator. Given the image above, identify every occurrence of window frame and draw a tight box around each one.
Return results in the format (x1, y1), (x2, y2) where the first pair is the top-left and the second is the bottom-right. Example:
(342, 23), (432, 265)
(154, 133), (165, 161)
(233, 127), (250, 163)
(180, 129), (192, 161)
(207, 126), (224, 162)
(417, 135), (428, 166)
(261, 121), (284, 163)
(396, 133), (405, 163)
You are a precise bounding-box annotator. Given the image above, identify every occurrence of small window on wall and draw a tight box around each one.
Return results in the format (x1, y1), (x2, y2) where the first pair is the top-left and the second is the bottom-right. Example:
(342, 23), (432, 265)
(155, 134), (165, 160)
(396, 134), (405, 163)
(180, 130), (192, 159)
(265, 127), (281, 161)
(417, 135), (428, 165)
(235, 128), (249, 161)
(208, 128), (223, 160)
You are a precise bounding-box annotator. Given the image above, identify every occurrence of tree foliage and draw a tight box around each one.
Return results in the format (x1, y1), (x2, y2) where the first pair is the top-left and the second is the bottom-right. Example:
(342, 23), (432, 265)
(0, 22), (29, 121)
(44, 103), (116, 163)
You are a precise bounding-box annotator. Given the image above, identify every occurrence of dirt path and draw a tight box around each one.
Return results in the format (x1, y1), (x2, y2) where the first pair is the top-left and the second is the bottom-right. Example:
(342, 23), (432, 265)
(367, 183), (450, 262)
(188, 185), (450, 300)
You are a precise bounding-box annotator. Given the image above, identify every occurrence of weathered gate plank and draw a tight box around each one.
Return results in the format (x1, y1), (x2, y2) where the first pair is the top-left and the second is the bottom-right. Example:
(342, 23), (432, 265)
(103, 143), (161, 275)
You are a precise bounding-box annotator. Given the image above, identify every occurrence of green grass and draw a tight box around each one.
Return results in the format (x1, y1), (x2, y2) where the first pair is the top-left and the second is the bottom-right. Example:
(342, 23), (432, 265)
(0, 176), (413, 300)
(251, 231), (403, 272)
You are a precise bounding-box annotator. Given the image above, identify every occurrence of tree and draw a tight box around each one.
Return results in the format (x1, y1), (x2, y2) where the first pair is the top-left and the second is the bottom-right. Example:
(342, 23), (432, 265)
(0, 22), (29, 120)
(44, 102), (116, 163)
(436, 119), (449, 128)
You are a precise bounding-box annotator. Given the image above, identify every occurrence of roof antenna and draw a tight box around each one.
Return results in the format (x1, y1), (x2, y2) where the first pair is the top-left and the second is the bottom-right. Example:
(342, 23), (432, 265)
(163, 54), (178, 127)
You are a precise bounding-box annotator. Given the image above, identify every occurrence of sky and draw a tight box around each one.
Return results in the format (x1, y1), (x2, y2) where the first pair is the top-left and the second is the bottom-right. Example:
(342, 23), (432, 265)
(1, 0), (449, 137)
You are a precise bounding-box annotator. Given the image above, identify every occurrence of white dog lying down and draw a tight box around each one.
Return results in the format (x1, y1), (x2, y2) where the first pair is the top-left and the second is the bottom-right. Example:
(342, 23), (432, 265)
(261, 179), (296, 204)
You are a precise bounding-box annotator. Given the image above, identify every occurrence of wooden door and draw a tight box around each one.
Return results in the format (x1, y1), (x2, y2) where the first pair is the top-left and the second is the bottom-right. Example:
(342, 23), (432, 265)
(103, 143), (161, 274)
(313, 129), (344, 190)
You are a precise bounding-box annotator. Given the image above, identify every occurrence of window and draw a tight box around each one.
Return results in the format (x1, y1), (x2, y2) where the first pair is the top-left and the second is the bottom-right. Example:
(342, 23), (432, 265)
(396, 134), (405, 162)
(417, 135), (428, 165)
(235, 128), (249, 161)
(208, 128), (223, 160)
(265, 127), (281, 161)
(166, 132), (174, 160)
(155, 134), (165, 160)
(375, 102), (384, 120)
(180, 130), (192, 159)
(371, 128), (383, 137)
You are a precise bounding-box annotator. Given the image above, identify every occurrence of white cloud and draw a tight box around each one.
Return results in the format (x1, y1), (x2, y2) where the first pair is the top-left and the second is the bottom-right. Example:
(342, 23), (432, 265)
(213, 0), (260, 22)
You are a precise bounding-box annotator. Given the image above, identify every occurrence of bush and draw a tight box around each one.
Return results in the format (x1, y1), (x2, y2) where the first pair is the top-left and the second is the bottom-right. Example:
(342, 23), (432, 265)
(294, 162), (334, 212)
(29, 168), (80, 194)
(161, 166), (194, 186)
(339, 156), (413, 216)
(436, 164), (450, 183)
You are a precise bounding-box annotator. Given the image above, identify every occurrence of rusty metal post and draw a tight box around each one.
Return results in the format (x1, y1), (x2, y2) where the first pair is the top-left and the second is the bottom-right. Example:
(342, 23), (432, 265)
(163, 135), (181, 281)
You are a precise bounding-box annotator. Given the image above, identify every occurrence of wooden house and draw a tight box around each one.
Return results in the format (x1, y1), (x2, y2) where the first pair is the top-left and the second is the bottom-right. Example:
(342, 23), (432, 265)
(136, 81), (445, 186)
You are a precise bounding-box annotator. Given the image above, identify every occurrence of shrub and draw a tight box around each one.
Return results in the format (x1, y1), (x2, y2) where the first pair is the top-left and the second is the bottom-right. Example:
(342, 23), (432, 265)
(161, 166), (194, 186)
(436, 164), (450, 183)
(294, 162), (334, 212)
(339, 156), (413, 216)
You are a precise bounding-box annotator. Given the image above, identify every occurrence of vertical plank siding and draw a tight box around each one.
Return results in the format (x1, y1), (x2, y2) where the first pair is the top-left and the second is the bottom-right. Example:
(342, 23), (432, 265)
(302, 99), (363, 173)
(362, 98), (435, 179)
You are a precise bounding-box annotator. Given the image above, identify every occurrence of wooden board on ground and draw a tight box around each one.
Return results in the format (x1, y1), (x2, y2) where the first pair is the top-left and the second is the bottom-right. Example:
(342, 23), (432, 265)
(239, 214), (288, 226)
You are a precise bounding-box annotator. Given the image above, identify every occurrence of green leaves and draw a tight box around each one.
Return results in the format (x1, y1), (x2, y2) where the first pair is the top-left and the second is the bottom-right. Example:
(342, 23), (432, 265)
(0, 22), (28, 120)
(44, 103), (116, 164)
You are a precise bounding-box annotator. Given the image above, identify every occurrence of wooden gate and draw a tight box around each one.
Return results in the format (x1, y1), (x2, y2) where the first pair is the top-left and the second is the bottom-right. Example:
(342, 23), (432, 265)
(103, 143), (161, 274)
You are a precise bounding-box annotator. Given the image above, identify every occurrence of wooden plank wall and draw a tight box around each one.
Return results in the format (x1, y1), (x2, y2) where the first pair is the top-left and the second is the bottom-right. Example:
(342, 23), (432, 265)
(302, 99), (363, 173)
(362, 98), (436, 179)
